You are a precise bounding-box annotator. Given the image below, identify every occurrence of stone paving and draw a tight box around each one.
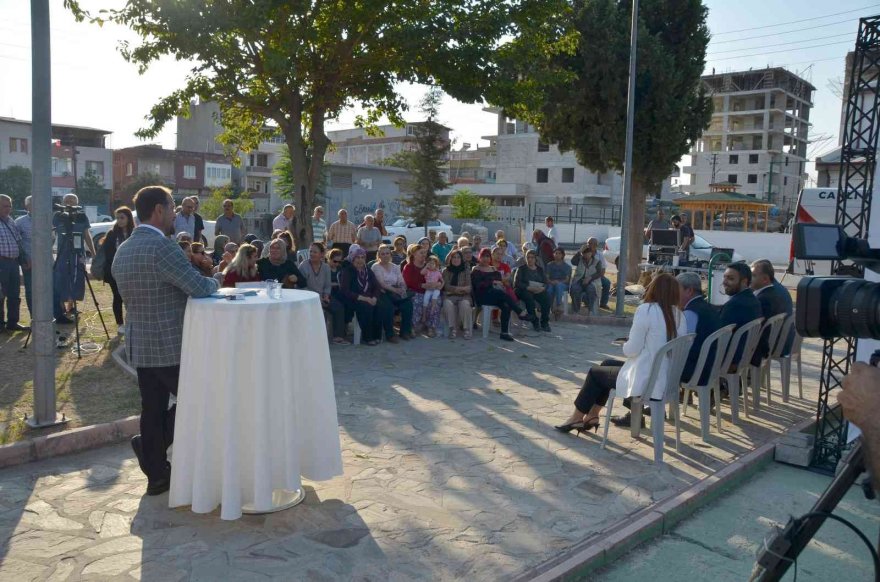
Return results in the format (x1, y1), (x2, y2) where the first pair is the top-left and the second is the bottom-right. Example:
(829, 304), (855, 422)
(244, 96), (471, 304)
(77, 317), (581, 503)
(0, 321), (825, 581)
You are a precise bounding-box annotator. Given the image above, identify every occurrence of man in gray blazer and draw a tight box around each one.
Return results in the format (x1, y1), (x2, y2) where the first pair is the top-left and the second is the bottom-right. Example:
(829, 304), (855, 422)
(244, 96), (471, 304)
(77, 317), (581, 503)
(112, 186), (219, 495)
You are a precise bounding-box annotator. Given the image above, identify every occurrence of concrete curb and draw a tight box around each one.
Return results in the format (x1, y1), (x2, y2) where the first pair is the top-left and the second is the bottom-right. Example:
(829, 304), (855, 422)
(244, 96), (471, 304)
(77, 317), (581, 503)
(0, 416), (139, 469)
(517, 415), (817, 582)
(562, 313), (633, 327)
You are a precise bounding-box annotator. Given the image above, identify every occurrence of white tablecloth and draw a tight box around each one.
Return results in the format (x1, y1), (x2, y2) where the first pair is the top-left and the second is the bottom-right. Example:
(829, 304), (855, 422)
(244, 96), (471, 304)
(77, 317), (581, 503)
(169, 289), (343, 520)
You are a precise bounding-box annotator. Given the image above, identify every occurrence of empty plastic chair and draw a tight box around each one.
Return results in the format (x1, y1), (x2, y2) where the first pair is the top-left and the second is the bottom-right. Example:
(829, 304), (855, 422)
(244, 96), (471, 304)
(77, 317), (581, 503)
(681, 324), (735, 441)
(749, 313), (787, 410)
(763, 315), (795, 402)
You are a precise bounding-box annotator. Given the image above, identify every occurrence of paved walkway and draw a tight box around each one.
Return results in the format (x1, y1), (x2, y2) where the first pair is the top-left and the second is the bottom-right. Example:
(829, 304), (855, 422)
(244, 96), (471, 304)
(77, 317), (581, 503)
(598, 461), (879, 580)
(0, 321), (825, 580)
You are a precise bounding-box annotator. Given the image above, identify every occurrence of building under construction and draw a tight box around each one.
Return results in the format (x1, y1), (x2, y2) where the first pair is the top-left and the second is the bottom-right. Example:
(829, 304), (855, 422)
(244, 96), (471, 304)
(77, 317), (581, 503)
(682, 67), (814, 213)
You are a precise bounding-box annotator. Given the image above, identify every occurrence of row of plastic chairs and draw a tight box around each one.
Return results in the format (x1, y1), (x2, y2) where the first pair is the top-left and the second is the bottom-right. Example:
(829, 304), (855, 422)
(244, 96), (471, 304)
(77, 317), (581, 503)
(599, 312), (803, 464)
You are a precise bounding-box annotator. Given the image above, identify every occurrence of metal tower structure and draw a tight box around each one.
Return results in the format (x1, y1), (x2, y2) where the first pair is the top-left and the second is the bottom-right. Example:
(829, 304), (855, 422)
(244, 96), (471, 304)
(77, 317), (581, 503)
(811, 16), (880, 472)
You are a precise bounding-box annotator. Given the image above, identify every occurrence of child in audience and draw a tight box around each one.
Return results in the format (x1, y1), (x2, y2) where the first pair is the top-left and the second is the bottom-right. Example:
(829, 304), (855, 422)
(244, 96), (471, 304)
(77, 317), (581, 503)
(420, 255), (443, 316)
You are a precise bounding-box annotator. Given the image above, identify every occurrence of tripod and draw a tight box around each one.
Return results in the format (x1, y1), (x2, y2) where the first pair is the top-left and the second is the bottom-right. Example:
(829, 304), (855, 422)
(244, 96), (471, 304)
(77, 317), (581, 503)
(24, 228), (110, 357)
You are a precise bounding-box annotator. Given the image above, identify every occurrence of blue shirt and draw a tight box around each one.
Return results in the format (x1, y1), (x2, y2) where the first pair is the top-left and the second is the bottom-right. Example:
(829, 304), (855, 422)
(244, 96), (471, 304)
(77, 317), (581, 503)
(14, 213), (32, 257)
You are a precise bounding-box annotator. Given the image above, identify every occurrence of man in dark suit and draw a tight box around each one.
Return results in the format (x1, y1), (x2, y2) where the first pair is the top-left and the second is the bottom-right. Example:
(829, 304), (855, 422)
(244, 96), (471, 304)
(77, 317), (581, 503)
(677, 272), (721, 385)
(113, 186), (219, 495)
(750, 259), (793, 365)
(719, 262), (762, 367)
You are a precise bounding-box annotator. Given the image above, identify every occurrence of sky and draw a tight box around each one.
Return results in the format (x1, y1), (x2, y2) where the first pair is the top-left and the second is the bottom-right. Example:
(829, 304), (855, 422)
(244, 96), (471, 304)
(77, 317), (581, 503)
(0, 0), (875, 173)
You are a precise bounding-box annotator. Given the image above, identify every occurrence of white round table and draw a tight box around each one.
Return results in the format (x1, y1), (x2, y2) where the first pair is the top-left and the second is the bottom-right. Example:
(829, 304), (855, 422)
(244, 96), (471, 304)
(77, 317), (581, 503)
(168, 289), (343, 520)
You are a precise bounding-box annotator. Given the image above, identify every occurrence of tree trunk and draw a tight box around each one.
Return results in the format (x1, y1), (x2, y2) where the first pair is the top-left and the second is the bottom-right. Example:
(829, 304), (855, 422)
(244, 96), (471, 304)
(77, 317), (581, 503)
(623, 179), (648, 284)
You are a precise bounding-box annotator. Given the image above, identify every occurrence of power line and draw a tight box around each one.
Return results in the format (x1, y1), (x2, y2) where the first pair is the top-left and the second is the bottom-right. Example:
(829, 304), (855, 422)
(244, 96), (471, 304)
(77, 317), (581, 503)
(713, 5), (880, 35)
(708, 40), (854, 62)
(708, 32), (853, 55)
(712, 17), (859, 45)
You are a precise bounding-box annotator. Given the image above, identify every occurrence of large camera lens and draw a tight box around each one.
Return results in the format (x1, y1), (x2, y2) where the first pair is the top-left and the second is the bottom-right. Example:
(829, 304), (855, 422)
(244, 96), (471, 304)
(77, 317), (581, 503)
(797, 277), (880, 339)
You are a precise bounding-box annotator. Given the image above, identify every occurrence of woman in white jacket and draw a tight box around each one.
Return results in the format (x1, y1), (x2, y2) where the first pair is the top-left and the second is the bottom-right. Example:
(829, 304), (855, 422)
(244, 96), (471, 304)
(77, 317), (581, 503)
(555, 273), (688, 433)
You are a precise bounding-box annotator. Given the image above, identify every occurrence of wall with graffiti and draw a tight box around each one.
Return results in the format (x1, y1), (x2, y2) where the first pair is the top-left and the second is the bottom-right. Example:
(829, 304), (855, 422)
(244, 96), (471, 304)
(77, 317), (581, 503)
(323, 164), (412, 223)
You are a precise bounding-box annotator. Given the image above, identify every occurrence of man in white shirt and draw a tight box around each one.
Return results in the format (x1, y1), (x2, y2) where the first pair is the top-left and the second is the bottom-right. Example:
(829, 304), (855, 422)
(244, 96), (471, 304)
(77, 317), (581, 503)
(172, 197), (196, 238)
(545, 216), (558, 244)
(273, 204), (295, 232)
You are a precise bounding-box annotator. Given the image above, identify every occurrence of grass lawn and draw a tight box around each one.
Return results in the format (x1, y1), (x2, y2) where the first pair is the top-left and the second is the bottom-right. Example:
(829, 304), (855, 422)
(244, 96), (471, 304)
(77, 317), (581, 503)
(0, 281), (139, 444)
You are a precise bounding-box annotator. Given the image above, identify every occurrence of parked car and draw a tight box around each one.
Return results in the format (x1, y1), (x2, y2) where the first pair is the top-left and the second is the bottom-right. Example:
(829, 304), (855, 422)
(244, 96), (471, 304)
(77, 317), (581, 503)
(89, 213), (216, 254)
(384, 218), (454, 245)
(603, 234), (744, 268)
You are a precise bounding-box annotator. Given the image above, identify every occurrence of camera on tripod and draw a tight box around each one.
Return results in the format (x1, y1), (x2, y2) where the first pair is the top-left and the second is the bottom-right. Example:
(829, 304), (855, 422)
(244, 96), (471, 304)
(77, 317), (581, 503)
(793, 223), (880, 340)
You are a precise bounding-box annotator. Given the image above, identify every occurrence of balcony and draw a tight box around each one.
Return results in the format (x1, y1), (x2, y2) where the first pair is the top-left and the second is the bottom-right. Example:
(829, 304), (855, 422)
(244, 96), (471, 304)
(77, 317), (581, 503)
(246, 165), (273, 174)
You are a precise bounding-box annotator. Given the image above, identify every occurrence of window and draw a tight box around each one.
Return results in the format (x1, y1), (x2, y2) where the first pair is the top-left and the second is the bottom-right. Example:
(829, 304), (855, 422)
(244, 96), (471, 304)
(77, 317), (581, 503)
(536, 168), (549, 183)
(537, 141), (550, 153)
(183, 165), (196, 179)
(126, 162), (133, 177)
(51, 157), (72, 176)
(85, 161), (104, 176)
(9, 138), (27, 154)
(747, 174), (758, 184)
(406, 125), (417, 136)
(727, 174), (738, 184)
(749, 154), (759, 164)
(729, 155), (738, 164)
(784, 177), (788, 186)
(562, 168), (575, 183)
(784, 156), (789, 166)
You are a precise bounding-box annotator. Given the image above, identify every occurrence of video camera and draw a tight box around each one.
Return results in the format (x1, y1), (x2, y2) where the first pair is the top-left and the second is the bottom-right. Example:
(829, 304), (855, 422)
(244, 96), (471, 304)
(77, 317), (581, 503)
(793, 223), (880, 340)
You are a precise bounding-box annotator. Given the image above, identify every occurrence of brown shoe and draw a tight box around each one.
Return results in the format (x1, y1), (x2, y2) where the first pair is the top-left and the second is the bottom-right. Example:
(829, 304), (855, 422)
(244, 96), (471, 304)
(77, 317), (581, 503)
(388, 336), (400, 344)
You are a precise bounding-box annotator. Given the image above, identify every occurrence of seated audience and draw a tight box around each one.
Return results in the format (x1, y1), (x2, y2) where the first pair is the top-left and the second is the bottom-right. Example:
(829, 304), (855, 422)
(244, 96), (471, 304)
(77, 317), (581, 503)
(432, 231), (454, 263)
(532, 228), (556, 267)
(211, 234), (229, 266)
(178, 241), (192, 260)
(588, 238), (612, 310)
(176, 232), (193, 244)
(214, 242), (238, 274)
(417, 237), (433, 257)
(514, 250), (552, 332)
(222, 243), (261, 287)
(546, 248), (572, 318)
(555, 274), (687, 432)
(472, 234), (483, 252)
(257, 239), (307, 288)
(460, 245), (477, 267)
(719, 263), (763, 368)
(570, 246), (603, 314)
(494, 239), (517, 269)
(456, 236), (470, 251)
(391, 236), (408, 265)
(442, 249), (473, 339)
(337, 245), (385, 346)
(491, 245), (518, 303)
(677, 272), (721, 385)
(278, 231), (295, 253)
(402, 243), (443, 337)
(750, 259), (793, 365)
(190, 242), (214, 277)
(472, 248), (533, 342)
(371, 244), (414, 342)
(251, 239), (264, 258)
(300, 242), (349, 345)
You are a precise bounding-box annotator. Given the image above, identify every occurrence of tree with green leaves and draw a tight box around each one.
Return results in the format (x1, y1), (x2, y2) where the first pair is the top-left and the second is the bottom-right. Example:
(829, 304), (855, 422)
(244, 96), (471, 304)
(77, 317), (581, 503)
(71, 0), (528, 250)
(395, 88), (449, 236)
(274, 148), (327, 212)
(119, 172), (167, 210)
(200, 186), (254, 221)
(76, 169), (108, 207)
(450, 188), (495, 221)
(0, 166), (32, 208)
(490, 0), (711, 279)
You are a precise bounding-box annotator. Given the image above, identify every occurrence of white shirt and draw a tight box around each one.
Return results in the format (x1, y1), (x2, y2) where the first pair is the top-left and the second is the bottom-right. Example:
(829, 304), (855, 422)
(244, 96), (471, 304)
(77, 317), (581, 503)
(273, 213), (290, 232)
(173, 213), (196, 237)
(546, 226), (558, 244)
(753, 284), (772, 296)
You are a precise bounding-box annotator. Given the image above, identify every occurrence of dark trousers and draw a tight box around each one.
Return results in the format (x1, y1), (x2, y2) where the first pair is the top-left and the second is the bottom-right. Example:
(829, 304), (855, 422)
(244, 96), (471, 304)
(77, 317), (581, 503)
(352, 301), (380, 343)
(516, 288), (550, 326)
(325, 295), (348, 338)
(379, 292), (413, 337)
(575, 359), (624, 413)
(601, 276), (611, 306)
(478, 288), (523, 334)
(135, 365), (179, 482)
(22, 267), (32, 316)
(0, 257), (21, 327)
(107, 276), (124, 325)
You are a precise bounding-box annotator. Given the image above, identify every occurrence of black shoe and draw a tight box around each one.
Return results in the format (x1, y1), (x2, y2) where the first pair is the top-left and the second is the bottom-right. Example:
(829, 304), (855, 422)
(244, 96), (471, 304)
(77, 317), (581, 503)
(500, 333), (514, 342)
(555, 421), (586, 433)
(531, 318), (541, 331)
(54, 315), (73, 325)
(146, 477), (170, 496)
(130, 435), (147, 475)
(541, 323), (551, 333)
(611, 412), (646, 428)
(600, 304), (611, 311)
(6, 323), (29, 332)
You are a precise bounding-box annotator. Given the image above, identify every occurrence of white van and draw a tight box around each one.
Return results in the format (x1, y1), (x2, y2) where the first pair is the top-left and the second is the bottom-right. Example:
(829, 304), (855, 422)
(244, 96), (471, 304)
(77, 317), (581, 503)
(789, 187), (850, 275)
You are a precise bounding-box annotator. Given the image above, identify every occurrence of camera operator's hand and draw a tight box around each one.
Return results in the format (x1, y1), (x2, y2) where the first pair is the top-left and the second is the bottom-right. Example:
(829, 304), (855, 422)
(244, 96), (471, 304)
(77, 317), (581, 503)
(838, 362), (880, 431)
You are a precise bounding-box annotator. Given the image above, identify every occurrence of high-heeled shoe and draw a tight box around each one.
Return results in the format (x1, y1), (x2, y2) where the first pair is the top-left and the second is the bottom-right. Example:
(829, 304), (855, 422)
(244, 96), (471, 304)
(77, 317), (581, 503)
(576, 417), (600, 435)
(554, 420), (586, 433)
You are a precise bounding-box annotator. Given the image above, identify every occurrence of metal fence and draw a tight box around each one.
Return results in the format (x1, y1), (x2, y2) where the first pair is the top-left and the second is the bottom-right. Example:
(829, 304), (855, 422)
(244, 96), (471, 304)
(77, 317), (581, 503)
(529, 202), (622, 226)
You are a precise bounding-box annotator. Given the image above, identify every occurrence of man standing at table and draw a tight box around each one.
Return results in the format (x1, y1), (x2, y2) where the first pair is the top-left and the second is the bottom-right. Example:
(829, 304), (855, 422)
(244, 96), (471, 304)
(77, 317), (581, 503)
(113, 186), (219, 496)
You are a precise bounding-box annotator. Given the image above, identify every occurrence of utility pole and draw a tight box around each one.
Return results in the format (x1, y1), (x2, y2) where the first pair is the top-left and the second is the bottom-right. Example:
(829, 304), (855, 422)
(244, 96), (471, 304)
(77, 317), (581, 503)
(28, 0), (63, 428)
(615, 0), (639, 318)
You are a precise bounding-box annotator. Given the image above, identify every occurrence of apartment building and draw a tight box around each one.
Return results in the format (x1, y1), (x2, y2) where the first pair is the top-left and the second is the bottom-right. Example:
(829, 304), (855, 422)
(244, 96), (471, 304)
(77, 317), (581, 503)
(0, 116), (113, 201)
(682, 67), (814, 212)
(112, 145), (232, 209)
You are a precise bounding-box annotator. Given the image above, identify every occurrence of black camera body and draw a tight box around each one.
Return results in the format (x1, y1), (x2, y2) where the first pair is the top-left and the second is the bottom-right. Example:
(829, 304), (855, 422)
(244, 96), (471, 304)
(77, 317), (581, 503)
(793, 223), (880, 340)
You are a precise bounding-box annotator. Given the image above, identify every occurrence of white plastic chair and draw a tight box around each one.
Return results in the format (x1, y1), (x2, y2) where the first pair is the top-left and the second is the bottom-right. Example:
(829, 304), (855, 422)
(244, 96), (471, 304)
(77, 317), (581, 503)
(720, 317), (764, 424)
(296, 249), (309, 263)
(790, 332), (804, 399)
(353, 317), (362, 345)
(762, 315), (795, 402)
(601, 333), (695, 464)
(749, 313), (787, 410)
(681, 324), (735, 442)
(477, 305), (500, 339)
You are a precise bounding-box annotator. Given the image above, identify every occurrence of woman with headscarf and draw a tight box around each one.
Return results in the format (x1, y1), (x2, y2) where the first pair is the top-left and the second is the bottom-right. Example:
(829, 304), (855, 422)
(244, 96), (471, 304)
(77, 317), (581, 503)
(337, 244), (384, 346)
(471, 248), (533, 341)
(441, 249), (473, 339)
(402, 243), (443, 337)
(301, 242), (349, 345)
